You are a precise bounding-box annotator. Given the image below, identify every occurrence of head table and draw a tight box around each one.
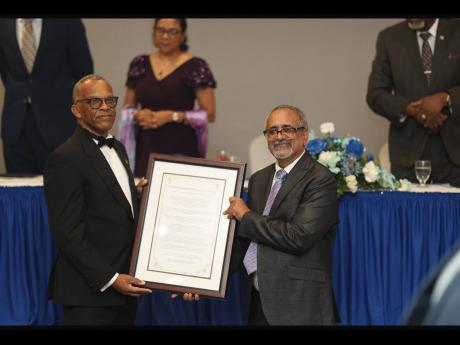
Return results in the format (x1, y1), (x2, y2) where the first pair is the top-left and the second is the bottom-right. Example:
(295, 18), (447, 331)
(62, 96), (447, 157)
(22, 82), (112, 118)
(1, 176), (460, 325)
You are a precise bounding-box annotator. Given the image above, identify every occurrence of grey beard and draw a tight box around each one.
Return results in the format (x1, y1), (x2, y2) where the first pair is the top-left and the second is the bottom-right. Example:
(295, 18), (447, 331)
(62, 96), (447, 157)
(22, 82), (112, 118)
(271, 140), (293, 160)
(408, 20), (425, 30)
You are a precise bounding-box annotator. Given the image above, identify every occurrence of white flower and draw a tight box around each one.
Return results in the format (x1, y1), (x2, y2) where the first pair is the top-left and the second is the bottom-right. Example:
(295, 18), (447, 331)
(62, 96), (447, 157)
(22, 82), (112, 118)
(362, 161), (380, 183)
(345, 175), (358, 193)
(318, 151), (340, 173)
(397, 179), (412, 191)
(320, 122), (335, 135)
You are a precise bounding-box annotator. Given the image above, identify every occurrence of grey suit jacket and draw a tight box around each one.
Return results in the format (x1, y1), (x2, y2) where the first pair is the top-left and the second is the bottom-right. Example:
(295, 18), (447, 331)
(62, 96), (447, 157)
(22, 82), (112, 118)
(231, 151), (339, 325)
(367, 19), (460, 168)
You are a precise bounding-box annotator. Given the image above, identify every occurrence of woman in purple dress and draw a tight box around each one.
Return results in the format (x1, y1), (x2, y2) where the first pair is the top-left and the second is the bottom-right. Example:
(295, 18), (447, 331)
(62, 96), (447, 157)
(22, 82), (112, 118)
(121, 18), (217, 177)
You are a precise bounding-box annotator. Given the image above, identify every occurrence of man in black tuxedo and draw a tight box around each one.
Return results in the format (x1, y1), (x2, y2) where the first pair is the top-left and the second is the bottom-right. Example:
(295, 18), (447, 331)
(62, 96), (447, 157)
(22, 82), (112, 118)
(367, 18), (460, 186)
(0, 18), (93, 174)
(44, 75), (152, 325)
(224, 105), (339, 325)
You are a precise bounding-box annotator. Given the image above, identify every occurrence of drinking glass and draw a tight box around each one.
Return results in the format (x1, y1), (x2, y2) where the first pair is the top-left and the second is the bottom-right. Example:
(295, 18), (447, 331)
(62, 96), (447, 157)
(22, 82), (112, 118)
(414, 160), (431, 187)
(216, 150), (230, 161)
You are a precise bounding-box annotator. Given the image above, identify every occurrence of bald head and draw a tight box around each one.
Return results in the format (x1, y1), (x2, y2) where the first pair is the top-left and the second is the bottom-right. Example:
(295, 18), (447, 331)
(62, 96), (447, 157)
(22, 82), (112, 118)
(73, 74), (110, 102)
(265, 105), (308, 130)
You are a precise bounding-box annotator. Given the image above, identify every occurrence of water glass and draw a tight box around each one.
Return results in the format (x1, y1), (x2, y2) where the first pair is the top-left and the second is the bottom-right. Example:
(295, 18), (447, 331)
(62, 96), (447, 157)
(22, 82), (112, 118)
(414, 160), (431, 187)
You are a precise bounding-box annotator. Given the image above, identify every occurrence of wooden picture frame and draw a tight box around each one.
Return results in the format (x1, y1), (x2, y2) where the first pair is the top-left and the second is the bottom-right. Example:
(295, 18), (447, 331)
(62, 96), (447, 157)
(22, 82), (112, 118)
(129, 153), (246, 299)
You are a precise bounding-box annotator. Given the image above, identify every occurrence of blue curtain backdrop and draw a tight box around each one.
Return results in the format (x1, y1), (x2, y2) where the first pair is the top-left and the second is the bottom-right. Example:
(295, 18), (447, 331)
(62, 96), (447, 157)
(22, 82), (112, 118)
(2, 187), (460, 325)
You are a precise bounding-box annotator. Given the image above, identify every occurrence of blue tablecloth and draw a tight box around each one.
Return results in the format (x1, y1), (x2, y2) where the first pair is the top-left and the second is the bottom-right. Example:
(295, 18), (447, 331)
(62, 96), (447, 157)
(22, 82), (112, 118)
(333, 191), (460, 325)
(1, 187), (460, 325)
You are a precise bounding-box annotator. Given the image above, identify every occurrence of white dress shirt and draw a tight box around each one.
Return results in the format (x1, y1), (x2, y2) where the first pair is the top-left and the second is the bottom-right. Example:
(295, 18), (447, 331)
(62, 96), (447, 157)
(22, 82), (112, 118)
(416, 18), (439, 56)
(94, 134), (134, 292)
(16, 18), (42, 50)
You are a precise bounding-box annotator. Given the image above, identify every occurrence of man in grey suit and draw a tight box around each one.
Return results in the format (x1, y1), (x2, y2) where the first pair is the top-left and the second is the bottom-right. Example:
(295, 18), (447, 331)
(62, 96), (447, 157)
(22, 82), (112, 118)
(224, 105), (339, 325)
(367, 18), (460, 187)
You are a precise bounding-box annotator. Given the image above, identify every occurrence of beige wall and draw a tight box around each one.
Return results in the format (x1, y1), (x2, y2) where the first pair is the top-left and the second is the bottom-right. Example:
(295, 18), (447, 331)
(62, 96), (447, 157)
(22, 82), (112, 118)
(0, 18), (401, 174)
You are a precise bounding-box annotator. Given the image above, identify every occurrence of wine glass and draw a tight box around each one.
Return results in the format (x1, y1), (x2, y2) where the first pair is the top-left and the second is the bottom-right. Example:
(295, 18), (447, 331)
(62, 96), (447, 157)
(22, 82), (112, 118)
(414, 160), (431, 187)
(229, 155), (241, 163)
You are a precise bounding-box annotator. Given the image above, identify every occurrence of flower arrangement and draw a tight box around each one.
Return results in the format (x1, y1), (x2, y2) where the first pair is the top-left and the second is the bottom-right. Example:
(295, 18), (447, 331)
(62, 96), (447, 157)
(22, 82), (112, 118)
(306, 122), (411, 197)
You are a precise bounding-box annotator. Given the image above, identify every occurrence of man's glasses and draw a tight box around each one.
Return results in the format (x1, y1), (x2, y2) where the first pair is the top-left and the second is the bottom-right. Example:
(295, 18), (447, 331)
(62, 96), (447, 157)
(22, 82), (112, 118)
(263, 126), (305, 139)
(75, 96), (119, 109)
(154, 28), (181, 36)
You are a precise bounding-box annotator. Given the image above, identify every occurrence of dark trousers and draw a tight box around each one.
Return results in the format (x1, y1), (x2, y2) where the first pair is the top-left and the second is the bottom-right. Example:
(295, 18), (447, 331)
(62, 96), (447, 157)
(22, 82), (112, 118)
(62, 301), (137, 326)
(248, 288), (269, 326)
(3, 107), (53, 174)
(392, 134), (460, 187)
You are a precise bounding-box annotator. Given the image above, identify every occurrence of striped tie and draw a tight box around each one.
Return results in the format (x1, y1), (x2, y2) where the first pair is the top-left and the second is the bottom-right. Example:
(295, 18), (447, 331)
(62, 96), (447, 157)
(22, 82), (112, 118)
(21, 19), (37, 74)
(243, 169), (288, 275)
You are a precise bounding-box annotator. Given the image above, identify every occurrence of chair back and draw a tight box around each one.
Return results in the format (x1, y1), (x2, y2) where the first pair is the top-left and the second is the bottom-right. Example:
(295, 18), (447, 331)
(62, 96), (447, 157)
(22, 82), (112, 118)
(248, 134), (275, 175)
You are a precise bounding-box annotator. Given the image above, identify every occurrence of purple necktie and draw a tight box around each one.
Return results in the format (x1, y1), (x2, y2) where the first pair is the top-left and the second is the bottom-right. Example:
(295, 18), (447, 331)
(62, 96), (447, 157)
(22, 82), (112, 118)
(243, 169), (288, 275)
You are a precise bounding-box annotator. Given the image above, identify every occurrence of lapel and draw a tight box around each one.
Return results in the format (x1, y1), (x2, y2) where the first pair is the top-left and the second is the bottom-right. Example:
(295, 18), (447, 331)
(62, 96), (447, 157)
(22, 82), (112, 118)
(5, 19), (28, 75)
(404, 25), (428, 90)
(78, 127), (135, 220)
(430, 19), (451, 90)
(268, 152), (312, 216)
(113, 141), (139, 218)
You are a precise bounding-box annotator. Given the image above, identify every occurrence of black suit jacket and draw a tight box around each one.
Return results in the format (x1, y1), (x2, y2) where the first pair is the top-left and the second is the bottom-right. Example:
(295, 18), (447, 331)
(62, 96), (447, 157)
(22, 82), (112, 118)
(367, 19), (460, 168)
(230, 152), (339, 325)
(0, 18), (93, 147)
(44, 126), (138, 306)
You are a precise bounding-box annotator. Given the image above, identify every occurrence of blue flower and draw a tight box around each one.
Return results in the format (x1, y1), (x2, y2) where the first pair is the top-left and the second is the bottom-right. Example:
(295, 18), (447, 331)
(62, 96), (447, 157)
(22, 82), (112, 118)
(346, 139), (364, 157)
(309, 122), (412, 197)
(307, 139), (326, 155)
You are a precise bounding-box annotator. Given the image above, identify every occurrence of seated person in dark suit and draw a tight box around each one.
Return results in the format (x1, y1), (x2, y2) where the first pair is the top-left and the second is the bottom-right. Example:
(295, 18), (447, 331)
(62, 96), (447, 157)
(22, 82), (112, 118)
(403, 241), (460, 325)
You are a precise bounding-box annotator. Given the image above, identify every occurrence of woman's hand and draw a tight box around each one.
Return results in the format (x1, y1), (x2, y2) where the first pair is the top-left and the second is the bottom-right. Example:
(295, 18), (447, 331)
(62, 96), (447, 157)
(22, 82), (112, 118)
(150, 111), (176, 129)
(134, 108), (155, 129)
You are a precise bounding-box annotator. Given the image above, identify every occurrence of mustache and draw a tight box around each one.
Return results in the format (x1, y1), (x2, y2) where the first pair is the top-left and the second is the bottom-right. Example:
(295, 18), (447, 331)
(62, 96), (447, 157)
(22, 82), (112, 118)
(96, 110), (115, 116)
(272, 139), (292, 148)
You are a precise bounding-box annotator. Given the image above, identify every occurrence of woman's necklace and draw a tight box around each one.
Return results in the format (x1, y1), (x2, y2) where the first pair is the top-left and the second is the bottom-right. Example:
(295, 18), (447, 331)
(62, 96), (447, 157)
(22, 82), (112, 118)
(156, 53), (180, 78)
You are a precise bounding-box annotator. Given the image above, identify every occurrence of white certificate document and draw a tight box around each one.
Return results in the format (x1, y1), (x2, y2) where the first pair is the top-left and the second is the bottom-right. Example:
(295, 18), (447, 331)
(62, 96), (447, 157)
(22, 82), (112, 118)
(133, 159), (239, 293)
(148, 173), (225, 278)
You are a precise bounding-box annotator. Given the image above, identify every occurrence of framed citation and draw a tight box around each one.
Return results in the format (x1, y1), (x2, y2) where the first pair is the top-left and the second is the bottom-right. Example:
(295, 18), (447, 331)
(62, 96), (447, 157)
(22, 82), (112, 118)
(129, 153), (246, 298)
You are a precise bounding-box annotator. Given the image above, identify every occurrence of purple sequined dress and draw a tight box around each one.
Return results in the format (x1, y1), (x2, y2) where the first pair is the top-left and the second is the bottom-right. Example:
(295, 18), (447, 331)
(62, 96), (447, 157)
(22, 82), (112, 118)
(126, 55), (217, 177)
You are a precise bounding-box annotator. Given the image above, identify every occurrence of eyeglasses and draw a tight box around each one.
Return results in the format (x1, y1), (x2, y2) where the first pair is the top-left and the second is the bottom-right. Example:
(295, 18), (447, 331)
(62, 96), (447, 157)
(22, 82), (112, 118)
(75, 96), (119, 109)
(154, 28), (181, 36)
(263, 126), (305, 139)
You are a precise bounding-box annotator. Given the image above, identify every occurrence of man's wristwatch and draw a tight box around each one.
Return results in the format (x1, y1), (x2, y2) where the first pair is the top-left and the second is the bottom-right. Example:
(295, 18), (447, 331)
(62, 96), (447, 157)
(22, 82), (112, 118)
(172, 112), (179, 122)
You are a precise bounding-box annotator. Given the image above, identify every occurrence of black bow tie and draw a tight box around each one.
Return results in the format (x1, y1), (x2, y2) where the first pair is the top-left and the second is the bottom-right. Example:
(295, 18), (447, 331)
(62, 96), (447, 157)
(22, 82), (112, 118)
(95, 136), (115, 149)
(82, 128), (116, 148)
